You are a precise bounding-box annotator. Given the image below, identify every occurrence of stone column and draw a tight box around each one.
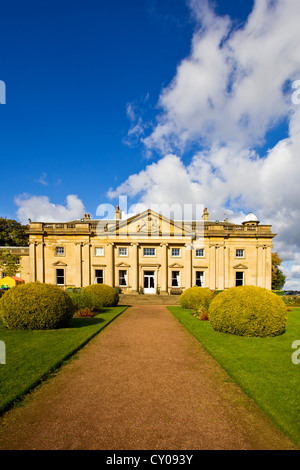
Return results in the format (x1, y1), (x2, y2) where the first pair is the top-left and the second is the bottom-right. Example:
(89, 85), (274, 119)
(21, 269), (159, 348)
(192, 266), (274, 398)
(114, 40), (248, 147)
(29, 242), (37, 282)
(131, 242), (139, 293)
(209, 244), (216, 290)
(107, 243), (115, 287)
(218, 245), (225, 290)
(185, 243), (192, 289)
(160, 243), (168, 294)
(266, 246), (272, 290)
(75, 243), (83, 287)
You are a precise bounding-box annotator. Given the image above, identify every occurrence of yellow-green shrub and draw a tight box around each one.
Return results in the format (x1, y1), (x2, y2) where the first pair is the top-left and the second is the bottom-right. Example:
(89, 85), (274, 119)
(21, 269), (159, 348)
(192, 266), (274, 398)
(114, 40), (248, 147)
(82, 284), (119, 307)
(208, 285), (287, 337)
(0, 282), (75, 330)
(179, 287), (214, 314)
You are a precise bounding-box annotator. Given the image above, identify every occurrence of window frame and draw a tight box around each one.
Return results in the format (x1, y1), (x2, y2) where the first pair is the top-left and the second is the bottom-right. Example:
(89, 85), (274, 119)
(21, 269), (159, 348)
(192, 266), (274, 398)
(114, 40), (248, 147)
(94, 269), (104, 284)
(235, 271), (244, 286)
(118, 247), (128, 257)
(195, 271), (204, 287)
(55, 246), (65, 256)
(94, 247), (104, 257)
(143, 248), (156, 257)
(195, 248), (205, 258)
(119, 269), (128, 286)
(56, 268), (65, 286)
(236, 249), (245, 258)
(171, 270), (181, 288)
(171, 248), (181, 257)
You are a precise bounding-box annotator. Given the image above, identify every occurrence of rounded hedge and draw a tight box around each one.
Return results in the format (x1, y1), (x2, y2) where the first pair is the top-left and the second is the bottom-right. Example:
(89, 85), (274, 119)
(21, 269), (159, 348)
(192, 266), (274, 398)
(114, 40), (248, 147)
(68, 290), (103, 312)
(208, 285), (287, 337)
(82, 284), (119, 307)
(179, 286), (214, 313)
(0, 282), (75, 330)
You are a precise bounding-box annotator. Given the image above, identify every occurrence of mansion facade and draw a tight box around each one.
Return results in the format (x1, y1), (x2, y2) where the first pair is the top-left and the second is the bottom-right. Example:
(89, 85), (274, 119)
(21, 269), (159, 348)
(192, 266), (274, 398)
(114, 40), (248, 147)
(5, 207), (275, 294)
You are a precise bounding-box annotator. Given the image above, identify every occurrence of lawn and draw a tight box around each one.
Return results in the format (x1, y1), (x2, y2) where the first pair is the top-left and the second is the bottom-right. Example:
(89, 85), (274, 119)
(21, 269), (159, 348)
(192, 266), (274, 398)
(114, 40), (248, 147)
(0, 306), (127, 414)
(168, 306), (300, 449)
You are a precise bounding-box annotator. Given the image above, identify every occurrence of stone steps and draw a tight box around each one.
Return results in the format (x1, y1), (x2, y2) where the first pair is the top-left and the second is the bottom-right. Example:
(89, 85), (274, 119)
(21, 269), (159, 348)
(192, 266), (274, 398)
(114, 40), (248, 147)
(118, 294), (180, 306)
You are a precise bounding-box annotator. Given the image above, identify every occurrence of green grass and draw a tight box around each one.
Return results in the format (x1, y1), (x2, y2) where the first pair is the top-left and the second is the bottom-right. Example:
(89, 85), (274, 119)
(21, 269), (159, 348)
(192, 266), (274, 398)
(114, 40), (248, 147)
(0, 306), (127, 414)
(168, 306), (300, 449)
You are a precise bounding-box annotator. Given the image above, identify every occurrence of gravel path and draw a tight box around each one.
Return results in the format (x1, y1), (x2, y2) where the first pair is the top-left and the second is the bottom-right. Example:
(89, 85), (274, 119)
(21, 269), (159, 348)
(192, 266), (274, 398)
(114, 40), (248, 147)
(0, 305), (297, 450)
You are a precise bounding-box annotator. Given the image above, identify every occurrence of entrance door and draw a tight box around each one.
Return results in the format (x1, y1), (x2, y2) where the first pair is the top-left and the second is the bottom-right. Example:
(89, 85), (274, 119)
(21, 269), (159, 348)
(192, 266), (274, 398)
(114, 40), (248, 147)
(143, 270), (155, 294)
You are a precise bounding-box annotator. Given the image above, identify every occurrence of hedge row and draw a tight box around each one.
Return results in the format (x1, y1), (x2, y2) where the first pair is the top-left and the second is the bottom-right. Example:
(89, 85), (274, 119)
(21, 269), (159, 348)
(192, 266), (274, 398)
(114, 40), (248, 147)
(0, 282), (119, 330)
(179, 285), (287, 337)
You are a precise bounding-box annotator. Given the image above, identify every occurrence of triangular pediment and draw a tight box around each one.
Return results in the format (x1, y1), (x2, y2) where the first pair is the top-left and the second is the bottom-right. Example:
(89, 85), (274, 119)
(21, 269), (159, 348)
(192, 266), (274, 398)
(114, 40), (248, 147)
(52, 261), (68, 267)
(169, 262), (184, 268)
(233, 263), (248, 269)
(115, 262), (131, 267)
(101, 209), (194, 240)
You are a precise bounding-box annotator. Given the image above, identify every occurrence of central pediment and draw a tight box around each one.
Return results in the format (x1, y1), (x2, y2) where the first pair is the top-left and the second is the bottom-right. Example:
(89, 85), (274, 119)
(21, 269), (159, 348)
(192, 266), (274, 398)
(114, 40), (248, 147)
(99, 209), (194, 240)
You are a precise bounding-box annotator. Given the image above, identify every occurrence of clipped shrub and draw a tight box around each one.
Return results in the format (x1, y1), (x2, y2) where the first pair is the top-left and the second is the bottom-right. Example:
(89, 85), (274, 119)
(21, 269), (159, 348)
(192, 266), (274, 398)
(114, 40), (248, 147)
(179, 286), (214, 314)
(208, 285), (287, 337)
(73, 307), (95, 318)
(0, 282), (75, 330)
(82, 284), (119, 307)
(68, 291), (103, 312)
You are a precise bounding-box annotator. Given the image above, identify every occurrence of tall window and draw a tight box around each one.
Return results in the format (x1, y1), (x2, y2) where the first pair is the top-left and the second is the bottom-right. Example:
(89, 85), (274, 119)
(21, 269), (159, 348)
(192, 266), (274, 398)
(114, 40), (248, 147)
(236, 249), (244, 258)
(171, 248), (180, 257)
(195, 271), (204, 287)
(143, 248), (155, 257)
(172, 271), (180, 287)
(56, 269), (65, 285)
(95, 269), (103, 284)
(55, 247), (65, 256)
(195, 248), (205, 257)
(119, 247), (128, 256)
(236, 272), (244, 286)
(119, 270), (127, 286)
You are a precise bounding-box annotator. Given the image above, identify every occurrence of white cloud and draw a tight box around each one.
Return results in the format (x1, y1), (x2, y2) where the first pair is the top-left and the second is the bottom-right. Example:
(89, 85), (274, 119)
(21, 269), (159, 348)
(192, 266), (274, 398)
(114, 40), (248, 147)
(111, 0), (300, 288)
(15, 194), (85, 224)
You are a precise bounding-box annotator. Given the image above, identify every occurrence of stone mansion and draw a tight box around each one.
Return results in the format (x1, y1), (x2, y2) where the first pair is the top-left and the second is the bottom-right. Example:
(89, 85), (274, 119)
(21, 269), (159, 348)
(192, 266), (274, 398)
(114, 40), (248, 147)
(2, 207), (275, 293)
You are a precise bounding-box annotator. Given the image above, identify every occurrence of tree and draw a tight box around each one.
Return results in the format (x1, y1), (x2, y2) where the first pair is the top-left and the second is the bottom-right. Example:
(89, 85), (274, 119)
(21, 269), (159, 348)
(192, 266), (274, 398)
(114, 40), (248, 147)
(0, 249), (20, 276)
(0, 218), (29, 247)
(272, 252), (286, 290)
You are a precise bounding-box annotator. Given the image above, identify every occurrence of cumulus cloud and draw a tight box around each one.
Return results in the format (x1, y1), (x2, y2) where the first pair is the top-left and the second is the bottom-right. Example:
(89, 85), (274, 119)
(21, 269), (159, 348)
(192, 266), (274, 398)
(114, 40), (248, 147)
(15, 194), (85, 224)
(110, 0), (300, 288)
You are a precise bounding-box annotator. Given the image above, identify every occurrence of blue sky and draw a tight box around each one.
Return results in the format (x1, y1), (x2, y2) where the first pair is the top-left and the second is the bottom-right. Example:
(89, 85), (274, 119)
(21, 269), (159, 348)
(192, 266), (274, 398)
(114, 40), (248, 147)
(1, 0), (300, 288)
(0, 0), (254, 219)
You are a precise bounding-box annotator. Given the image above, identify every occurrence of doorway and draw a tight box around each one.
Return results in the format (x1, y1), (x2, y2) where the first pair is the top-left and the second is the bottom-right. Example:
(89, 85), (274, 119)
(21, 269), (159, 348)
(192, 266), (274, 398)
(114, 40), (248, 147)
(143, 270), (155, 294)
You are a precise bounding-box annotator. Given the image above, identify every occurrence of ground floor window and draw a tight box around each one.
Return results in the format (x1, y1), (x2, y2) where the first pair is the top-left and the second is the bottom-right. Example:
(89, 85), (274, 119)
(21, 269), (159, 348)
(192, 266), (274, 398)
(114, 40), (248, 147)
(119, 270), (127, 286)
(95, 269), (103, 284)
(56, 268), (65, 286)
(172, 271), (180, 287)
(195, 271), (204, 287)
(236, 271), (244, 286)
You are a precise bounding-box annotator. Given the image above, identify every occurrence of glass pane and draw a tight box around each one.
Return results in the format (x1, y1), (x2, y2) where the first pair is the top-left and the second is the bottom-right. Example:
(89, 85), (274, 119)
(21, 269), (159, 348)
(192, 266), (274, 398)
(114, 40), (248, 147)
(150, 276), (154, 288)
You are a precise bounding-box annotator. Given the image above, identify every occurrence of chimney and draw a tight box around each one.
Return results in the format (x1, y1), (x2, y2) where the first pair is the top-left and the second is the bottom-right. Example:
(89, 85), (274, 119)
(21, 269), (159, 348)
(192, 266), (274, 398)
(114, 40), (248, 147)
(115, 205), (121, 220)
(202, 207), (209, 221)
(83, 213), (90, 220)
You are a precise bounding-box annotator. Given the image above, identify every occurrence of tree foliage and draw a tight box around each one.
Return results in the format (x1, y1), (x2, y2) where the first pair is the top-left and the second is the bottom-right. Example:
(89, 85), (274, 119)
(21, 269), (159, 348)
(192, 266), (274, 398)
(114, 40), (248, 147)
(0, 218), (29, 247)
(0, 249), (19, 276)
(272, 252), (286, 290)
